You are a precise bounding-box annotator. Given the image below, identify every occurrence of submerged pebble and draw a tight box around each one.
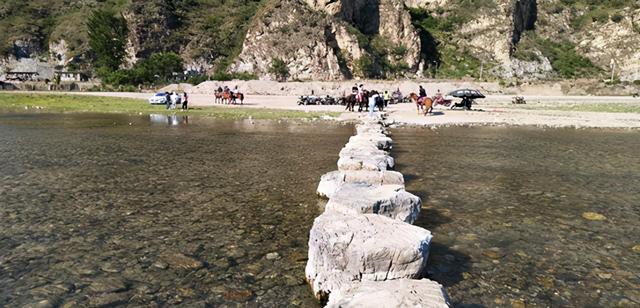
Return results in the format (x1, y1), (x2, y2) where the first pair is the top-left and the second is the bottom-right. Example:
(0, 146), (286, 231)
(582, 212), (607, 221)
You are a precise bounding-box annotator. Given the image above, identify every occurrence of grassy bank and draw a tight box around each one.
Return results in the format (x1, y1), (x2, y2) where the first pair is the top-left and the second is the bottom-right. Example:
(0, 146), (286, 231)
(0, 93), (339, 120)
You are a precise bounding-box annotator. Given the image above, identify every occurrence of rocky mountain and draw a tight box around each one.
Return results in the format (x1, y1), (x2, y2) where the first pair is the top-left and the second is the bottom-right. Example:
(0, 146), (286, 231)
(0, 0), (639, 82)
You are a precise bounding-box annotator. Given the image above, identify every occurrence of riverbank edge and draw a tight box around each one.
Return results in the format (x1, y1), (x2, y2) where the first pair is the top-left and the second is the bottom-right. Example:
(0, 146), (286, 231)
(0, 93), (341, 121)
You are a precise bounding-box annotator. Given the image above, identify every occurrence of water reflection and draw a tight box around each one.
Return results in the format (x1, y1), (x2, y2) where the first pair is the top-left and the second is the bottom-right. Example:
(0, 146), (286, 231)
(149, 114), (190, 126)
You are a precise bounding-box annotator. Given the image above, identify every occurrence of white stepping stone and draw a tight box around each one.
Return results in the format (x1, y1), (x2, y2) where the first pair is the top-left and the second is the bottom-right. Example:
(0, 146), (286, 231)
(317, 170), (405, 199)
(326, 279), (451, 308)
(325, 184), (421, 223)
(306, 212), (432, 300)
(337, 155), (394, 172)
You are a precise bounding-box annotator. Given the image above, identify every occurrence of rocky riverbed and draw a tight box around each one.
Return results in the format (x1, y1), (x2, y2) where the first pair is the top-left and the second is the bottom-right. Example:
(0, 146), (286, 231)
(0, 113), (355, 307)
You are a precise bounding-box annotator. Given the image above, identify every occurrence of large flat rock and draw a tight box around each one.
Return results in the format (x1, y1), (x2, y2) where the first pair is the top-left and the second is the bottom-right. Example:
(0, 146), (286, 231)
(348, 134), (393, 150)
(326, 279), (450, 308)
(339, 145), (388, 158)
(337, 154), (394, 171)
(356, 123), (387, 135)
(305, 212), (432, 300)
(325, 184), (421, 223)
(317, 170), (405, 199)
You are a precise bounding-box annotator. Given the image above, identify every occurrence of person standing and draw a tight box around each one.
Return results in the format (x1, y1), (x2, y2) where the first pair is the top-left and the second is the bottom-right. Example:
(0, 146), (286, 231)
(165, 92), (171, 110)
(182, 92), (189, 110)
(383, 90), (391, 107)
(171, 91), (179, 109)
(368, 91), (379, 117)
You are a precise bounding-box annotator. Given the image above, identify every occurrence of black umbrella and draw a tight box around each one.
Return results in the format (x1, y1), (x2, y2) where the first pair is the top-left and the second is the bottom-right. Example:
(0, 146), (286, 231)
(448, 89), (486, 99)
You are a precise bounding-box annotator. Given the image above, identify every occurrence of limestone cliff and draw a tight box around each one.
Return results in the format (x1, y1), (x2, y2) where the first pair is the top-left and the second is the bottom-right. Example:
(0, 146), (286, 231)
(406, 0), (640, 81)
(230, 0), (347, 80)
(232, 0), (422, 80)
(0, 0), (639, 82)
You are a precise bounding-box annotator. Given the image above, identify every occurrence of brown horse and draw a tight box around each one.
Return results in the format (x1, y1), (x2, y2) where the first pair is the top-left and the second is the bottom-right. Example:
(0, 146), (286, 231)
(223, 91), (244, 105)
(214, 91), (225, 104)
(408, 93), (434, 115)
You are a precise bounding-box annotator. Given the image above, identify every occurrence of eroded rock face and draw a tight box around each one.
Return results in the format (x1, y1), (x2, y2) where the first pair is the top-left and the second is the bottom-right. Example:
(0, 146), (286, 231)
(305, 212), (432, 300)
(232, 0), (422, 79)
(308, 0), (421, 68)
(578, 8), (640, 81)
(230, 0), (344, 80)
(325, 184), (421, 223)
(326, 279), (451, 308)
(49, 40), (69, 67)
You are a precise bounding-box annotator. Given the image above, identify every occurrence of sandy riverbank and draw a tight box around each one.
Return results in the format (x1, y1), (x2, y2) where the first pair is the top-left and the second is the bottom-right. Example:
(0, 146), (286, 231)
(7, 90), (640, 128)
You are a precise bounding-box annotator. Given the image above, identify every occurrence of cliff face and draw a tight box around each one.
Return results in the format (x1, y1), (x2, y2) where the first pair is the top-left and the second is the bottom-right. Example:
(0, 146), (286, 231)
(406, 0), (639, 80)
(0, 0), (639, 82)
(230, 0), (347, 80)
(231, 0), (421, 80)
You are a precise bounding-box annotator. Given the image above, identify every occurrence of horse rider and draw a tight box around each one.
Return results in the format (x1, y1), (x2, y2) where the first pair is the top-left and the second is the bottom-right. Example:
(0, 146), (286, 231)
(357, 84), (365, 104)
(217, 86), (223, 93)
(223, 85), (230, 93)
(419, 85), (427, 99)
(433, 89), (443, 104)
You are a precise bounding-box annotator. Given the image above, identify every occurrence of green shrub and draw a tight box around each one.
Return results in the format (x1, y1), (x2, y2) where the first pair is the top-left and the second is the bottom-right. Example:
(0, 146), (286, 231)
(392, 45), (407, 57)
(102, 52), (184, 86)
(355, 57), (376, 78)
(269, 58), (290, 82)
(233, 72), (258, 81)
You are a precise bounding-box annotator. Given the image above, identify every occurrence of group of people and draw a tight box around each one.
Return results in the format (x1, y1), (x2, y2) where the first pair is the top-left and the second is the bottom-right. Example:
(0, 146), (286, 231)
(217, 85), (238, 94)
(164, 91), (189, 110)
(350, 83), (449, 116)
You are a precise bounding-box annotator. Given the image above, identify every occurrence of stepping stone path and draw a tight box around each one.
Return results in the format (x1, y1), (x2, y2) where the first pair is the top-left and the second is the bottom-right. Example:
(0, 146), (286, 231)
(306, 114), (450, 306)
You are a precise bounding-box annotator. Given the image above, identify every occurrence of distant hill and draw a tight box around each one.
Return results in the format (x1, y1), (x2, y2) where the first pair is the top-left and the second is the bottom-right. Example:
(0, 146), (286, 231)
(1, 0), (639, 82)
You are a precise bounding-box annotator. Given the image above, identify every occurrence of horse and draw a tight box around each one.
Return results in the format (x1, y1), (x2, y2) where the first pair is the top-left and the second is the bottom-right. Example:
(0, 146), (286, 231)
(222, 91), (244, 105)
(234, 92), (245, 105)
(408, 92), (434, 115)
(214, 91), (225, 104)
(357, 90), (370, 112)
(344, 94), (357, 112)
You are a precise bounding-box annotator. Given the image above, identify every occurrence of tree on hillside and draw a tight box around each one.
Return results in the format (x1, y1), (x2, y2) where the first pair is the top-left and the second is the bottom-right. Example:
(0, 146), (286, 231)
(269, 58), (290, 82)
(87, 10), (128, 74)
(135, 52), (184, 82)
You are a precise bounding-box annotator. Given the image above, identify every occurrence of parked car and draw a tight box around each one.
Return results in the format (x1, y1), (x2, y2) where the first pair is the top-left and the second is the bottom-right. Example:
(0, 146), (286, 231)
(149, 93), (167, 105)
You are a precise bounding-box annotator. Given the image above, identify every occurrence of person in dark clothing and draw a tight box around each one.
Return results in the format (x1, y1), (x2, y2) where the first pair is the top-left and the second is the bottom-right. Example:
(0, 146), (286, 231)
(182, 92), (188, 110)
(419, 85), (427, 98)
(165, 92), (171, 110)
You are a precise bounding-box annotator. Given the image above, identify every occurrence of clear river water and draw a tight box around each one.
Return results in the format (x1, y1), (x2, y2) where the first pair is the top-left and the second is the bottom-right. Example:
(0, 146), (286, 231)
(392, 126), (640, 307)
(1, 113), (639, 307)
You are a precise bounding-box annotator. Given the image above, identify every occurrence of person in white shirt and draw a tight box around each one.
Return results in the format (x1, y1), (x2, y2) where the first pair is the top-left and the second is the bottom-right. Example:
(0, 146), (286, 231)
(368, 91), (379, 117)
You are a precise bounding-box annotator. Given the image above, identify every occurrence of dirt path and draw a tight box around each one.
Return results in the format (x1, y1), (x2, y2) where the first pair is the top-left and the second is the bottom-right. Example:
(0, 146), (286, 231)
(16, 91), (640, 128)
